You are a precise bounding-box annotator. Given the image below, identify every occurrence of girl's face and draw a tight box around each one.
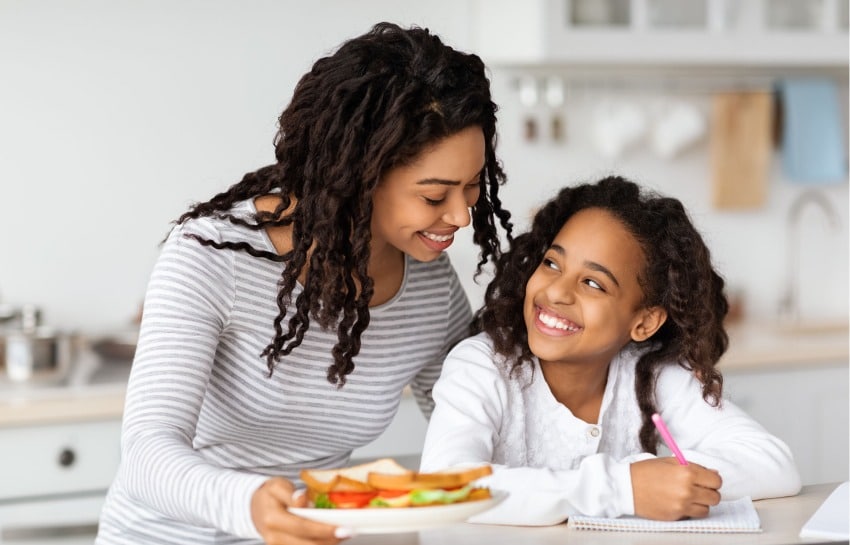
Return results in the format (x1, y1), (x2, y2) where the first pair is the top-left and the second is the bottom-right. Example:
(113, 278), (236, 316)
(523, 207), (665, 370)
(371, 125), (484, 262)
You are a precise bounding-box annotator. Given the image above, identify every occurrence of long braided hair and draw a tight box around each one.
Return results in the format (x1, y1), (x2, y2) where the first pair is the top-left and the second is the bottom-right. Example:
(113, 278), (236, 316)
(474, 176), (727, 453)
(173, 22), (512, 386)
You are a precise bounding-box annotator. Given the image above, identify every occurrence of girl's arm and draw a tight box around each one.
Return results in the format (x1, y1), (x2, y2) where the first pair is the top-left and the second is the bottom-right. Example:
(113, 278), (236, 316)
(420, 336), (637, 525)
(654, 364), (802, 500)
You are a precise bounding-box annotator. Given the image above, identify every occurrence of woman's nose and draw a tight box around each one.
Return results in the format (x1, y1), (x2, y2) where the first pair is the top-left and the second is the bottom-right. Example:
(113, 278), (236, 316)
(443, 194), (472, 228)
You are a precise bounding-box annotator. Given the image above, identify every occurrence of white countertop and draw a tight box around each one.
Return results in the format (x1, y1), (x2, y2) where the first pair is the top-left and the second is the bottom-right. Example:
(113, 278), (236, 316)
(1, 483), (840, 545)
(0, 319), (846, 427)
(340, 483), (841, 545)
(721, 320), (848, 371)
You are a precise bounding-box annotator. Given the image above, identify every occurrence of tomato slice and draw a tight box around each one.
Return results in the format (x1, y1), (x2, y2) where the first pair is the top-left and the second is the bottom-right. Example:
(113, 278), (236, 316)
(327, 491), (379, 508)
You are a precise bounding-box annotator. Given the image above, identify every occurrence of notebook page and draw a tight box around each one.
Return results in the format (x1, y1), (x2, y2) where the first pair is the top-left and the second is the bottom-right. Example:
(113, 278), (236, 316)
(566, 497), (761, 533)
(799, 481), (850, 540)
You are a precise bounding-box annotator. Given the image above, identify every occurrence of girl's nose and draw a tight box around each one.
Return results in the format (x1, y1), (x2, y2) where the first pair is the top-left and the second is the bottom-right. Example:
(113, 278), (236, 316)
(546, 275), (577, 304)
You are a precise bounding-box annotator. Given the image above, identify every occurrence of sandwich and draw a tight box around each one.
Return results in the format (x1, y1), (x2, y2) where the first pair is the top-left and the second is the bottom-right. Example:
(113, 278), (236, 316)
(299, 457), (493, 509)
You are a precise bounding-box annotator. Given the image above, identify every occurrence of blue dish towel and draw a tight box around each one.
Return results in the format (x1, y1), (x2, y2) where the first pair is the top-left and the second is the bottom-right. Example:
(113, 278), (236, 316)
(778, 78), (847, 184)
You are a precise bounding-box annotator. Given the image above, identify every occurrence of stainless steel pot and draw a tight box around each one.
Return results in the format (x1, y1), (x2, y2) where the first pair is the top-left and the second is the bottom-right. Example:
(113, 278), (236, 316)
(2, 328), (72, 384)
(0, 305), (72, 385)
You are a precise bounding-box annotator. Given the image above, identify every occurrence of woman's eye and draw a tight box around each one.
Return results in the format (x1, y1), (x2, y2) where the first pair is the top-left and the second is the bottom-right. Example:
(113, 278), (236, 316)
(424, 196), (445, 206)
(542, 257), (559, 271)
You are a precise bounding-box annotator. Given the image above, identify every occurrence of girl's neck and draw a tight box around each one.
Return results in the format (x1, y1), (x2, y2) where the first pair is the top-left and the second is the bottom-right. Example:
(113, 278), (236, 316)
(539, 359), (610, 424)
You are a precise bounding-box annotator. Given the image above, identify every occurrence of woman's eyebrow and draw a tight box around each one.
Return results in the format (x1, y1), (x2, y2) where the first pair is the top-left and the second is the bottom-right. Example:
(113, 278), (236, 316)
(416, 178), (461, 186)
(415, 168), (484, 187)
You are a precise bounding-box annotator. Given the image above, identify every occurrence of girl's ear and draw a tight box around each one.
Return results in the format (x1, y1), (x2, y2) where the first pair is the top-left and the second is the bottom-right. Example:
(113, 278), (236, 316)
(630, 306), (668, 342)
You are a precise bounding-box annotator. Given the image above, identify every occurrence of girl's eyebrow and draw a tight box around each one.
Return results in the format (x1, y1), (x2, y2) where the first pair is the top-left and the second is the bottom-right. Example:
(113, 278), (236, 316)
(549, 244), (621, 287)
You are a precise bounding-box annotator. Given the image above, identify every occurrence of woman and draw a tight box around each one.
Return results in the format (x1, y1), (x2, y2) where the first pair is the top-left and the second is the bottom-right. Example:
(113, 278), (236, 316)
(96, 22), (512, 545)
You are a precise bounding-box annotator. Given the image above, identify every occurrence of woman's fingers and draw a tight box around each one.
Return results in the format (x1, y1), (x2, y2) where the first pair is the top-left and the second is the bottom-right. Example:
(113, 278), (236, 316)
(251, 478), (351, 545)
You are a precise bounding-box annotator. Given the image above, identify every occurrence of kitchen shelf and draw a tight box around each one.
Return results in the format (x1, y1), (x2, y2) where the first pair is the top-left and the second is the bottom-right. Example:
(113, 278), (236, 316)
(472, 0), (848, 68)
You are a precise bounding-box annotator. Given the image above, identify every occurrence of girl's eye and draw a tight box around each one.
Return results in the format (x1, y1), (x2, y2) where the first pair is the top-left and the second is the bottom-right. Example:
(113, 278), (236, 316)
(542, 257), (559, 271)
(424, 196), (445, 206)
(584, 278), (604, 291)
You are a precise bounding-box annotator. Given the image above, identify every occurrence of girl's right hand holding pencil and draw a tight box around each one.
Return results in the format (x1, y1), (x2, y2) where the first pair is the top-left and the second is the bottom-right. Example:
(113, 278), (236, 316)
(630, 458), (722, 521)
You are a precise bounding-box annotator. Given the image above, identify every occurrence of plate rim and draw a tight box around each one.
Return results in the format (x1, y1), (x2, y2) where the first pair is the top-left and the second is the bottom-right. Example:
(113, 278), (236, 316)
(289, 489), (507, 533)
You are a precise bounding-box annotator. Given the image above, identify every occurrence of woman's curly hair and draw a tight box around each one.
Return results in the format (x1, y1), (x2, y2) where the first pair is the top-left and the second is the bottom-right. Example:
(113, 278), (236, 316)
(474, 175), (728, 453)
(172, 22), (512, 386)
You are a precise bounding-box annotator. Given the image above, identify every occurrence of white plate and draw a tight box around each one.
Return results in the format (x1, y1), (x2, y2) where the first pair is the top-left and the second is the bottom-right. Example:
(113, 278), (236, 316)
(290, 490), (508, 534)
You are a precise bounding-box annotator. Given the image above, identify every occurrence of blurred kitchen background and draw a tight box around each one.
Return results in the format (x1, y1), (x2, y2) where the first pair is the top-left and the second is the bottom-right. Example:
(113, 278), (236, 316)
(0, 0), (847, 543)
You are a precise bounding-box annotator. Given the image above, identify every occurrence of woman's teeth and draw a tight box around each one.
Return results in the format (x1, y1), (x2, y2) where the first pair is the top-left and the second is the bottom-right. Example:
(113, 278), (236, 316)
(422, 231), (454, 242)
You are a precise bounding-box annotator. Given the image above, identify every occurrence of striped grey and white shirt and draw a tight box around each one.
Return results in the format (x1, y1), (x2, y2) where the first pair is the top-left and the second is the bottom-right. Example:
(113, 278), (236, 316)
(96, 200), (472, 544)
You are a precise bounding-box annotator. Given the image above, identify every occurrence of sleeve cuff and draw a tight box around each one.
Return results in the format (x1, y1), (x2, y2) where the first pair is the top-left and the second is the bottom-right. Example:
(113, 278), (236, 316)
(230, 475), (273, 539)
(612, 461), (636, 516)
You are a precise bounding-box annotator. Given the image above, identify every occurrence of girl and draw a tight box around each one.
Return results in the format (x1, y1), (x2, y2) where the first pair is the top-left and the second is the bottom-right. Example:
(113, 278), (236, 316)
(420, 176), (800, 525)
(96, 23), (512, 545)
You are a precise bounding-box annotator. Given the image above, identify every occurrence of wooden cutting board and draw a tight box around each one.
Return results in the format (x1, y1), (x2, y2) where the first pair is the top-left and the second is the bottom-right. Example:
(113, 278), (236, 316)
(710, 91), (774, 209)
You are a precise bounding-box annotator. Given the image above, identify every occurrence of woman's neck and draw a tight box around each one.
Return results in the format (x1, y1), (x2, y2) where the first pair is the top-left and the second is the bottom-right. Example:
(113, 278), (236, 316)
(255, 195), (404, 306)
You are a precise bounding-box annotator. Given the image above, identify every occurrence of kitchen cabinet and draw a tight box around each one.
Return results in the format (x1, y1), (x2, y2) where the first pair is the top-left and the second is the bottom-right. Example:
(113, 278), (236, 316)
(0, 379), (126, 533)
(0, 419), (121, 501)
(722, 360), (849, 486)
(472, 0), (848, 67)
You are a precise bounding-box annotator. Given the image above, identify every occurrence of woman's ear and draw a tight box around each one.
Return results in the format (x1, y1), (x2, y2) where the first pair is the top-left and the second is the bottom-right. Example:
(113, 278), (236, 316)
(630, 306), (668, 342)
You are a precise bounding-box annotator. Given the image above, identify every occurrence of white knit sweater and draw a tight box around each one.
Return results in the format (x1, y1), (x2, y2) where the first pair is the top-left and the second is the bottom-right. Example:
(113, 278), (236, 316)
(420, 332), (802, 526)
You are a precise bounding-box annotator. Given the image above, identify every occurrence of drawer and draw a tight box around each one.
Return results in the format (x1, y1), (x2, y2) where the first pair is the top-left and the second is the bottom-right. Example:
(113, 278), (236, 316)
(0, 419), (122, 501)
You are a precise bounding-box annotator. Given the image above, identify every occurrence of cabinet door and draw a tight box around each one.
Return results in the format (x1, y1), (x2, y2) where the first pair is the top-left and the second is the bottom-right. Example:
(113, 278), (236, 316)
(723, 363), (849, 485)
(0, 419), (122, 501)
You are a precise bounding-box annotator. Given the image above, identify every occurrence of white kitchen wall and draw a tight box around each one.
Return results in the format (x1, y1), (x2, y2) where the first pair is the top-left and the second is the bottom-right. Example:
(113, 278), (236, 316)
(451, 77), (850, 321)
(0, 0), (474, 333)
(1, 0), (847, 334)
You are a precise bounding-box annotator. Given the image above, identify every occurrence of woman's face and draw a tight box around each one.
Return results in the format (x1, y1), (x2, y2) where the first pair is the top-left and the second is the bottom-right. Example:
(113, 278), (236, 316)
(523, 207), (655, 370)
(371, 125), (484, 262)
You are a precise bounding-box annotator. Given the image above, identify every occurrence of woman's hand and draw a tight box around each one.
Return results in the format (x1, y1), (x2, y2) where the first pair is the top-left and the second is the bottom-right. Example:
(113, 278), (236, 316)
(251, 477), (355, 545)
(630, 457), (722, 521)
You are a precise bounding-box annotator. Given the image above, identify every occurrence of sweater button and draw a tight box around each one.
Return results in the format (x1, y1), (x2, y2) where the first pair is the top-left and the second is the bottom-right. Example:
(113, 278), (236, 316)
(588, 426), (600, 438)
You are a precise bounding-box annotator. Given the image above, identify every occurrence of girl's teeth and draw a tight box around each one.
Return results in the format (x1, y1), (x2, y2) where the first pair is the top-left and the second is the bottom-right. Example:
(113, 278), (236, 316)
(539, 311), (578, 331)
(422, 231), (454, 242)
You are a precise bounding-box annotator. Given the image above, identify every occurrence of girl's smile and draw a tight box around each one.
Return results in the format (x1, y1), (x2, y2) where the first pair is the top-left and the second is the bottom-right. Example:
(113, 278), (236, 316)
(523, 207), (654, 371)
(534, 306), (582, 334)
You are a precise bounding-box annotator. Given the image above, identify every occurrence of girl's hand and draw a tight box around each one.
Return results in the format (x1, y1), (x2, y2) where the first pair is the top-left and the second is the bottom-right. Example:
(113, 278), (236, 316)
(630, 457), (722, 521)
(251, 477), (354, 545)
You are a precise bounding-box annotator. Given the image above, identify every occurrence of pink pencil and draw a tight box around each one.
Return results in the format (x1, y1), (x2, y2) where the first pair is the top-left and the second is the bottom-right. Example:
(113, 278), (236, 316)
(651, 412), (688, 465)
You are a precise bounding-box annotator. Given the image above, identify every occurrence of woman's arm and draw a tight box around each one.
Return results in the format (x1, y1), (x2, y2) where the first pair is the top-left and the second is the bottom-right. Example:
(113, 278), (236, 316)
(118, 221), (268, 538)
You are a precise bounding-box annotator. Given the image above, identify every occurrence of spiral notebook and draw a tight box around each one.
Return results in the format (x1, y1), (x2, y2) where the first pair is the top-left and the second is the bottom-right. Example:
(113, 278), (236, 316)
(567, 497), (761, 533)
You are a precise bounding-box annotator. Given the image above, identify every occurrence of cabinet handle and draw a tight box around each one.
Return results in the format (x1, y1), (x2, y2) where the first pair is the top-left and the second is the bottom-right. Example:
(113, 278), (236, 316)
(58, 447), (76, 467)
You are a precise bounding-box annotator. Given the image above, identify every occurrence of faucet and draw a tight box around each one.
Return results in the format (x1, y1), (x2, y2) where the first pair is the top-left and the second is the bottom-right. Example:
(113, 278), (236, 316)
(778, 190), (841, 323)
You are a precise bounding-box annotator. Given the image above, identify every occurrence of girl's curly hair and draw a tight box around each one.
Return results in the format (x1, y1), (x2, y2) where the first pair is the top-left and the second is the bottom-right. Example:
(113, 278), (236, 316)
(173, 22), (513, 386)
(474, 175), (727, 453)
